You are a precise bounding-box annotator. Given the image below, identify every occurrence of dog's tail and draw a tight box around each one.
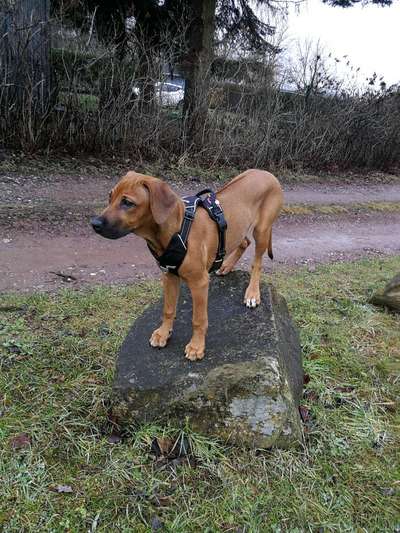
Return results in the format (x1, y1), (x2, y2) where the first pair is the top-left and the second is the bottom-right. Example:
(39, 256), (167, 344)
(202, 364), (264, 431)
(268, 229), (273, 260)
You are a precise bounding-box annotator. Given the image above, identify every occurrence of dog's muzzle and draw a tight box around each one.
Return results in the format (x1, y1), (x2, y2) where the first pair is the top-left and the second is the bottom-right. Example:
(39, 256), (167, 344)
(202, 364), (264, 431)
(90, 216), (129, 239)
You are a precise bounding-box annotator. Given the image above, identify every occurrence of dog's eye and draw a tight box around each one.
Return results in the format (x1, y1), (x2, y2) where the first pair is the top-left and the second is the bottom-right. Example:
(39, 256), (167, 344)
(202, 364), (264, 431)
(120, 197), (135, 208)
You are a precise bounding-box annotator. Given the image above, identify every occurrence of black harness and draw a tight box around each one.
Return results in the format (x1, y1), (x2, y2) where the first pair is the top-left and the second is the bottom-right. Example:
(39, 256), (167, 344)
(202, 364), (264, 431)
(147, 189), (227, 276)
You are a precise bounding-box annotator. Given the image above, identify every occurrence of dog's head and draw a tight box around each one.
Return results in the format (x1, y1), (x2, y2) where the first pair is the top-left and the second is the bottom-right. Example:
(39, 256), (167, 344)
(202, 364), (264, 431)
(91, 172), (178, 239)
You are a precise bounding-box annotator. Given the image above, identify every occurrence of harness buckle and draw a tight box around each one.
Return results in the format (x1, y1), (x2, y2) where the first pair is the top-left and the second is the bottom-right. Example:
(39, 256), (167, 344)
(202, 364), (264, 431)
(159, 264), (177, 274)
(184, 210), (195, 221)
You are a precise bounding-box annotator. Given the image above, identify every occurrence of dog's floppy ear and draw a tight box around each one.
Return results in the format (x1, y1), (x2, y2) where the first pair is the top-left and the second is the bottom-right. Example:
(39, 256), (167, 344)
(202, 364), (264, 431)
(143, 179), (178, 225)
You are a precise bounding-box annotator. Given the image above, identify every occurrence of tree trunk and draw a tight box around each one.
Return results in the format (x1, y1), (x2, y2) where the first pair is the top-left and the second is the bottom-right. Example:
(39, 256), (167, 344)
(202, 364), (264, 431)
(182, 0), (216, 150)
(1, 0), (51, 114)
(94, 0), (127, 60)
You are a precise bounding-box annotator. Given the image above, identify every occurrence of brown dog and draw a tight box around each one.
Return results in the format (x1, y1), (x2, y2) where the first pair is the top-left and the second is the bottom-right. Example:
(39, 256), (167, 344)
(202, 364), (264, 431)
(91, 169), (283, 361)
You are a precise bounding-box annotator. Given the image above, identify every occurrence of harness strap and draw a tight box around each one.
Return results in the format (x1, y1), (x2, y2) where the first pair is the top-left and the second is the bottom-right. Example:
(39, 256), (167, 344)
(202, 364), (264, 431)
(196, 189), (227, 272)
(148, 190), (227, 275)
(181, 196), (202, 242)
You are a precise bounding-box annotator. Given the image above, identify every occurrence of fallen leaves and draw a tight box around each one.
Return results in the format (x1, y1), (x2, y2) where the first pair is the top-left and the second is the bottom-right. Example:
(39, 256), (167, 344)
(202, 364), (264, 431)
(151, 435), (191, 460)
(299, 405), (310, 423)
(10, 432), (31, 450)
(152, 437), (175, 457)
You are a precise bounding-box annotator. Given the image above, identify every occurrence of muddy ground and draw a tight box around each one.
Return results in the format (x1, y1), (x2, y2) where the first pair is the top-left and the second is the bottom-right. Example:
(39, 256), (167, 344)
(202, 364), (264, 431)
(1, 171), (400, 292)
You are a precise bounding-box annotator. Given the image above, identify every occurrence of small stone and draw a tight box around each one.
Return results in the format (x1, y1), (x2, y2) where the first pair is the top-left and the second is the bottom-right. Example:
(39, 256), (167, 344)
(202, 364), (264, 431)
(151, 516), (164, 531)
(107, 433), (122, 444)
(380, 487), (396, 497)
(51, 484), (73, 493)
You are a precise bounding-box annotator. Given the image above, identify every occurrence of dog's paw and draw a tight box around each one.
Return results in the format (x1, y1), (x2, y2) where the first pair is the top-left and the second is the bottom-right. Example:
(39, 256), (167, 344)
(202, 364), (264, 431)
(149, 328), (171, 348)
(216, 264), (231, 276)
(244, 287), (261, 308)
(216, 260), (236, 276)
(184, 341), (205, 361)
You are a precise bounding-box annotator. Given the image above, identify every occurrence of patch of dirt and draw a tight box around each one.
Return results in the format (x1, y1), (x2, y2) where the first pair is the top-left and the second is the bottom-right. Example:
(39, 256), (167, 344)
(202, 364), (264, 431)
(1, 171), (400, 293)
(1, 209), (399, 293)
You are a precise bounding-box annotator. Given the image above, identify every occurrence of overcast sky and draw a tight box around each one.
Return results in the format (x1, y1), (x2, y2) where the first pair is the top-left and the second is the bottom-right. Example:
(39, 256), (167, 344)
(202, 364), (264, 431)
(284, 0), (400, 86)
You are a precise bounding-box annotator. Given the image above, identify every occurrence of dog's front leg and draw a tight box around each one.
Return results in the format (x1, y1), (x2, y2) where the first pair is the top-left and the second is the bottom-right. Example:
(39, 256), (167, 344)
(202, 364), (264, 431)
(150, 273), (180, 348)
(185, 275), (209, 361)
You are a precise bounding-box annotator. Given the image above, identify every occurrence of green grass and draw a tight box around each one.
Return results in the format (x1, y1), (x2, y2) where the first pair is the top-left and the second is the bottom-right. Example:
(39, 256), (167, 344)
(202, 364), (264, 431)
(281, 201), (400, 216)
(1, 258), (399, 531)
(58, 92), (100, 113)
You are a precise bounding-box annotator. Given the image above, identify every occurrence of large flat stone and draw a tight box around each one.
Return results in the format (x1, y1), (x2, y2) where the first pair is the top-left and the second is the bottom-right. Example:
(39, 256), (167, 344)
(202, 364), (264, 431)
(114, 271), (303, 448)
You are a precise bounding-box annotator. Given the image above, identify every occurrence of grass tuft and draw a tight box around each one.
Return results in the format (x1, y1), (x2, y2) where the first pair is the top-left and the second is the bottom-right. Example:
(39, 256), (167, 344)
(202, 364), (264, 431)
(281, 201), (400, 216)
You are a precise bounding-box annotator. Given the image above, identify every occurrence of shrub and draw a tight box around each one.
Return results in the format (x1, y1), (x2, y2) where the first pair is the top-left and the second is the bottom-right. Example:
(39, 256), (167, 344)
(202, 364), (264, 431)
(1, 14), (399, 171)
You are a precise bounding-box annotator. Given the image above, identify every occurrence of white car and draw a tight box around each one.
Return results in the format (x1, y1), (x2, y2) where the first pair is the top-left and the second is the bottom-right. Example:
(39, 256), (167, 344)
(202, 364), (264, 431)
(155, 82), (184, 106)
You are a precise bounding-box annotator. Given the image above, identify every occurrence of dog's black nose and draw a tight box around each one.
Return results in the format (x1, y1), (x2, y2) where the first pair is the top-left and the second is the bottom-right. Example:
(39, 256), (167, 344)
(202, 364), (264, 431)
(91, 216), (105, 233)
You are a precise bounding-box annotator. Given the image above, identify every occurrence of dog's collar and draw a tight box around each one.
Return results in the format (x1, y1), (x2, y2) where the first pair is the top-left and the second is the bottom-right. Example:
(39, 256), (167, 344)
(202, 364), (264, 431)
(147, 189), (227, 276)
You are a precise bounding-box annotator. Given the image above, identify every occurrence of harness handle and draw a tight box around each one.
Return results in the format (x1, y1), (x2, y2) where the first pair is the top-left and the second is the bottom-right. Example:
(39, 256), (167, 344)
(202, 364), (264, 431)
(196, 188), (213, 197)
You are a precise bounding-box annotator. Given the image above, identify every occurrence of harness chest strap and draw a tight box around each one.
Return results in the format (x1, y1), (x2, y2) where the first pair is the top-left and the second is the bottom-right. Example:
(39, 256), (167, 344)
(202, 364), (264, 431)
(147, 189), (227, 276)
(199, 189), (227, 270)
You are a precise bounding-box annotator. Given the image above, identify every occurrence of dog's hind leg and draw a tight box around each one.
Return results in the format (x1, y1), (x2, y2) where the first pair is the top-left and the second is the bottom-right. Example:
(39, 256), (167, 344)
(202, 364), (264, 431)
(217, 237), (250, 276)
(150, 273), (180, 348)
(244, 226), (272, 308)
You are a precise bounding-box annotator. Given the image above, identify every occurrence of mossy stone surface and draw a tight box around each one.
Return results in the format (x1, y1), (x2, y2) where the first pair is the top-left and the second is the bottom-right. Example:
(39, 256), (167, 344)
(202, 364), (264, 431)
(114, 271), (303, 448)
(370, 272), (400, 312)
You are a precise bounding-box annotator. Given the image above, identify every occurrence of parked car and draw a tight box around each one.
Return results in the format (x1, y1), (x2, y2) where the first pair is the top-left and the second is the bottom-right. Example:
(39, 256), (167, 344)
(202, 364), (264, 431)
(155, 82), (184, 106)
(130, 81), (185, 107)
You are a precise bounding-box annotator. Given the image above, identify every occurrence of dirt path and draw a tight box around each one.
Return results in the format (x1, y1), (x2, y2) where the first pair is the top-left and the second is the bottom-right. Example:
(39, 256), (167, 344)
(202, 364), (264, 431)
(1, 173), (400, 292)
(1, 210), (399, 293)
(284, 181), (400, 205)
